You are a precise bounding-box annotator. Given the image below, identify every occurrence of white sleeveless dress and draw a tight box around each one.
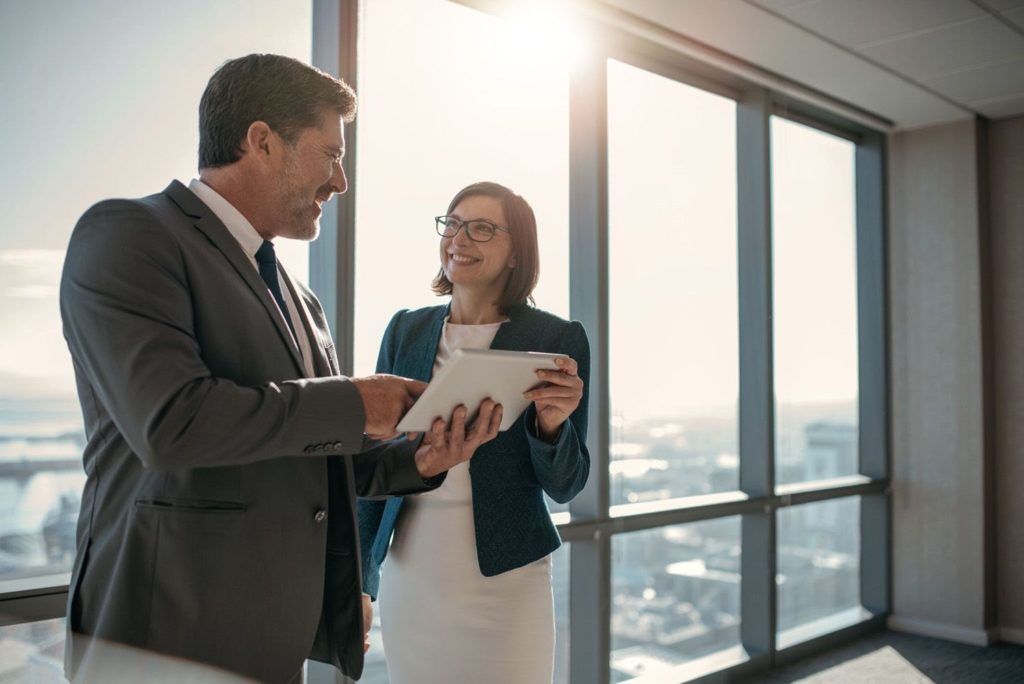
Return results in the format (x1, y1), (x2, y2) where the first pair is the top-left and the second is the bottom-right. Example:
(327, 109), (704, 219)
(378, 319), (555, 684)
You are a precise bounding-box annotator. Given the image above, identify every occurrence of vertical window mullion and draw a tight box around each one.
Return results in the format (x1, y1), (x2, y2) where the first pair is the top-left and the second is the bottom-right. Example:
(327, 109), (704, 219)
(856, 131), (891, 617)
(568, 54), (611, 684)
(310, 0), (357, 374)
(737, 87), (777, 666)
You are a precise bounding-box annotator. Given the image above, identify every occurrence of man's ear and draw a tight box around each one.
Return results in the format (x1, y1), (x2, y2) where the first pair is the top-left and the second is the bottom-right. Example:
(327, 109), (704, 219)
(245, 121), (274, 159)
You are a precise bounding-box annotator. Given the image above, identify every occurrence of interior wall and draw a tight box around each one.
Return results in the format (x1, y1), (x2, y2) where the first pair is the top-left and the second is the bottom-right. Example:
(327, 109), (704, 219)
(989, 114), (1024, 645)
(887, 118), (993, 645)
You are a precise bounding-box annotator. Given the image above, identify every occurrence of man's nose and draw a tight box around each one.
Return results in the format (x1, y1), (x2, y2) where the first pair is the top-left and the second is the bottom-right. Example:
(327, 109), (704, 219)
(330, 160), (348, 195)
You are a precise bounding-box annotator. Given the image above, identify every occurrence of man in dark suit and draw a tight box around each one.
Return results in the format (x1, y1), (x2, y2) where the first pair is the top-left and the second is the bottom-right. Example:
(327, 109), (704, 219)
(59, 54), (499, 683)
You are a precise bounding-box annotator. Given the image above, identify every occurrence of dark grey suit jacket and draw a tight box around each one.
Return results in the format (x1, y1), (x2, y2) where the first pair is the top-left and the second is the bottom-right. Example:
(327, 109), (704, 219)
(59, 180), (433, 682)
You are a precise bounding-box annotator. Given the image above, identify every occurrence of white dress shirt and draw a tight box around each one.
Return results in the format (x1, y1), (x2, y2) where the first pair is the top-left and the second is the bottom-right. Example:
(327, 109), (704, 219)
(188, 178), (315, 377)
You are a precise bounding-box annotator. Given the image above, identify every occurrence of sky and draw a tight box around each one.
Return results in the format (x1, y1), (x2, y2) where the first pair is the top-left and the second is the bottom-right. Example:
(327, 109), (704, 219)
(0, 0), (858, 416)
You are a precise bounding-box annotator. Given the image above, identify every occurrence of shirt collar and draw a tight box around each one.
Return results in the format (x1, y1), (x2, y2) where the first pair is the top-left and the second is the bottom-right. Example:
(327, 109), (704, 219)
(188, 178), (265, 261)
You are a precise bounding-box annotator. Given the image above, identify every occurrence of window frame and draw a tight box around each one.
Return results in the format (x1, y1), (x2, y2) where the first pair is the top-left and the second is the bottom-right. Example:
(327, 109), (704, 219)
(553, 16), (891, 684)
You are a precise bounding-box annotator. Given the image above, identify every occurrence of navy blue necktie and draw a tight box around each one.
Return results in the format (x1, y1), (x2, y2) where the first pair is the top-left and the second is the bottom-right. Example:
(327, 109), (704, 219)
(254, 240), (297, 341)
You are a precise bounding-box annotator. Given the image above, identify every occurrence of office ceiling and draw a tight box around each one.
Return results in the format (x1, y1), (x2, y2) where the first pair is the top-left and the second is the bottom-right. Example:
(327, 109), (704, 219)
(596, 0), (1024, 130)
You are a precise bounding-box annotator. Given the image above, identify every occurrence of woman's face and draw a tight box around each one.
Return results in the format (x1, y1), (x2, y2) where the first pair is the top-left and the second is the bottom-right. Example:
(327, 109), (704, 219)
(439, 194), (515, 296)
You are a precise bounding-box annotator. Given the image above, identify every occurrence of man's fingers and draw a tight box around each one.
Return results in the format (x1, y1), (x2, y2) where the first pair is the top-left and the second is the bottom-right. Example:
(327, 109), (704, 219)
(405, 379), (428, 398)
(430, 417), (447, 445)
(486, 404), (503, 437)
(467, 400), (496, 440)
(449, 405), (468, 450)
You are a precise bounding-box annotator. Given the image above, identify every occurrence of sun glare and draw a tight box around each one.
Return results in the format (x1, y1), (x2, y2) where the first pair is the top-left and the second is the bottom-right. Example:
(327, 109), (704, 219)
(496, 2), (586, 69)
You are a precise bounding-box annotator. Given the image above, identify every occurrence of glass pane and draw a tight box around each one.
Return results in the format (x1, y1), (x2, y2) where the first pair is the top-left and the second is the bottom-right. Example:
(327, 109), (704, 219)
(353, 0), (570, 379)
(777, 496), (861, 645)
(611, 517), (742, 681)
(607, 60), (739, 508)
(553, 542), (570, 684)
(0, 0), (311, 592)
(771, 117), (859, 487)
(0, 618), (66, 683)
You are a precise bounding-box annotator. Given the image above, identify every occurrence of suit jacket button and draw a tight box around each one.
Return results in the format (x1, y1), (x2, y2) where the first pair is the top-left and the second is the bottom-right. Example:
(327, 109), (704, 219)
(314, 510), (327, 523)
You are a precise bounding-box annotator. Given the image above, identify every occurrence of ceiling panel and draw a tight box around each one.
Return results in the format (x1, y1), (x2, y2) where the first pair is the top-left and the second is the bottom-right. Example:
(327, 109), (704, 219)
(920, 58), (1024, 103)
(595, 0), (1024, 126)
(858, 16), (1024, 78)
(602, 0), (969, 127)
(776, 0), (983, 48)
(983, 0), (1024, 10)
(752, 0), (816, 10)
(971, 92), (1024, 118)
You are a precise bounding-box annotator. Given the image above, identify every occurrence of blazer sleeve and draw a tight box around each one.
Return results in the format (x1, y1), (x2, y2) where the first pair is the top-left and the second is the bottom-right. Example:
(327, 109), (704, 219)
(357, 497), (387, 599)
(521, 320), (591, 503)
(59, 201), (367, 470)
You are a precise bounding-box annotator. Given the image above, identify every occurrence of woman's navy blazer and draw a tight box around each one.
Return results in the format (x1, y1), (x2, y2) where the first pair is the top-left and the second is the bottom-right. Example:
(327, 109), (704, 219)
(357, 302), (590, 598)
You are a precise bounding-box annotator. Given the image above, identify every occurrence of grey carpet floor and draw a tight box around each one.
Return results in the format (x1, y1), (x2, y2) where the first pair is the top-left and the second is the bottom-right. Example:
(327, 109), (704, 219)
(744, 631), (1024, 683)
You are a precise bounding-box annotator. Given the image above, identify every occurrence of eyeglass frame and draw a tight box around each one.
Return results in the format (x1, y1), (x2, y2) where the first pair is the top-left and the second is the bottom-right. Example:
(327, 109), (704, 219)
(434, 215), (510, 243)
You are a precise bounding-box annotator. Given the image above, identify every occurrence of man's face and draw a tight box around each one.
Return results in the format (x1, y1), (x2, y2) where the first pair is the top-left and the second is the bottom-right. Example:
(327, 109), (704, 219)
(272, 111), (347, 241)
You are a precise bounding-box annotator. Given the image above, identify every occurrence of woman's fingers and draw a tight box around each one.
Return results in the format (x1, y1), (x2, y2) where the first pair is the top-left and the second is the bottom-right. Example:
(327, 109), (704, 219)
(554, 357), (578, 376)
(526, 386), (581, 401)
(533, 368), (582, 387)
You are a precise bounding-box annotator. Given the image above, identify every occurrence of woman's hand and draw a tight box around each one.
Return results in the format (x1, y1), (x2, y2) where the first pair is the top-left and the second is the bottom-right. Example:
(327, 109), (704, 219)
(525, 357), (583, 442)
(412, 400), (503, 478)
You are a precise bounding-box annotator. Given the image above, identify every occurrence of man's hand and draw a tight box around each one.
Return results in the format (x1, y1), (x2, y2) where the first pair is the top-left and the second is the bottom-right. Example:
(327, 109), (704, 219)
(351, 374), (427, 440)
(362, 593), (372, 653)
(412, 399), (502, 478)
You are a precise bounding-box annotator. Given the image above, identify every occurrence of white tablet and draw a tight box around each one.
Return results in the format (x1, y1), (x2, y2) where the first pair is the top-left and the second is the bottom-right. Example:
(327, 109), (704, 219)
(396, 348), (569, 433)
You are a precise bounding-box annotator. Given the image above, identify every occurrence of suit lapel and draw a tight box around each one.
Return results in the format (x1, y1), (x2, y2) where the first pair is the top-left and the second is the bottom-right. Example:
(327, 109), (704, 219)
(164, 181), (305, 376)
(280, 266), (334, 378)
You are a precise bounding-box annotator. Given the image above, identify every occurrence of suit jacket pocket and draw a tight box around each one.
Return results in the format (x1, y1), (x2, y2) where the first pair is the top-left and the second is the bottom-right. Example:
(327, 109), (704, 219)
(134, 497), (247, 513)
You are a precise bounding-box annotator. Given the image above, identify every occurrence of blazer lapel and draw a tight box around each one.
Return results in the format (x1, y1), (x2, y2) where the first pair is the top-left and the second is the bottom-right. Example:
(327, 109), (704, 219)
(415, 305), (450, 381)
(164, 181), (305, 376)
(487, 302), (523, 351)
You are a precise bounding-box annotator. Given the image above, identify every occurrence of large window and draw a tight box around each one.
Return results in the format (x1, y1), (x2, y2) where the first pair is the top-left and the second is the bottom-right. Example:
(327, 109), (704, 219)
(777, 497), (861, 647)
(771, 116), (859, 487)
(611, 518), (741, 680)
(0, 0), (312, 668)
(607, 59), (739, 509)
(552, 44), (886, 682)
